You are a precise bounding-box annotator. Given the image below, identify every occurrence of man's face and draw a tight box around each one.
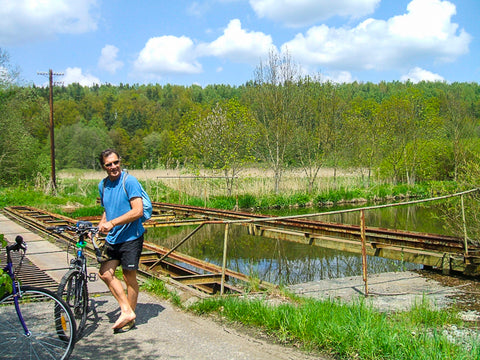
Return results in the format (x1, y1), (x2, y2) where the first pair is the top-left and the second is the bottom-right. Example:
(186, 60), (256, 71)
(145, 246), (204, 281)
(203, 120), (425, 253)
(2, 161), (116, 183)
(102, 153), (121, 180)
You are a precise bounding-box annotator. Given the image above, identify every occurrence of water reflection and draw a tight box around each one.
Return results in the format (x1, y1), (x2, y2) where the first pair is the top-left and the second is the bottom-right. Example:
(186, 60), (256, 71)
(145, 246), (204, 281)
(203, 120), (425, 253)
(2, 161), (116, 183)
(145, 203), (446, 285)
(267, 203), (451, 235)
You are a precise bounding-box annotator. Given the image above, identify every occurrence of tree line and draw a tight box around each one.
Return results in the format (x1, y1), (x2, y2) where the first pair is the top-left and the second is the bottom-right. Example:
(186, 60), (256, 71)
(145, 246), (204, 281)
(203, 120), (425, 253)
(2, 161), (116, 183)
(1, 50), (480, 192)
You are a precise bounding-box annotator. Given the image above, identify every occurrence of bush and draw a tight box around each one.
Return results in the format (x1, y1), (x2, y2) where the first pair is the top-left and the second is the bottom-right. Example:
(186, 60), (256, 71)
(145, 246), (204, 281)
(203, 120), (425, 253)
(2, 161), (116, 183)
(238, 194), (257, 209)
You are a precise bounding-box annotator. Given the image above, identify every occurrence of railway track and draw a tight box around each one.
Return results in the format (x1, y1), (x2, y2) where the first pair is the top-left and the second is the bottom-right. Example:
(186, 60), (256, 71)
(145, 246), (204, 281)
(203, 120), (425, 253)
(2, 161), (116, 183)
(3, 206), (260, 296)
(5, 201), (480, 285)
(151, 202), (469, 251)
(151, 202), (480, 275)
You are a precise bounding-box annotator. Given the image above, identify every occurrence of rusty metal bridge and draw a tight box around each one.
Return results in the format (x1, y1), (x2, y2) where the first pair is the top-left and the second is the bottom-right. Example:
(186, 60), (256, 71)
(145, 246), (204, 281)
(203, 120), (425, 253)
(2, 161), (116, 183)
(149, 198), (480, 276)
(3, 191), (480, 296)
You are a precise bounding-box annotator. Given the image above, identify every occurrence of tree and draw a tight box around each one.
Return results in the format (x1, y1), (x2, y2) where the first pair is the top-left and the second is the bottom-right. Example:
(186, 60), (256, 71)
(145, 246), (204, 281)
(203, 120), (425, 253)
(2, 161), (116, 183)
(439, 86), (477, 181)
(0, 48), (20, 88)
(251, 49), (302, 193)
(55, 121), (112, 170)
(314, 81), (347, 185)
(290, 77), (325, 193)
(343, 96), (380, 186)
(0, 93), (48, 184)
(376, 89), (438, 184)
(0, 49), (48, 185)
(190, 99), (258, 195)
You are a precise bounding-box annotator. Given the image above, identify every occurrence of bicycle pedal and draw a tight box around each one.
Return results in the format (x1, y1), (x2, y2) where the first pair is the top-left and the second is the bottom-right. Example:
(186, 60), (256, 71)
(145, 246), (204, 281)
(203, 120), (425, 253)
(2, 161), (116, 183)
(88, 273), (98, 282)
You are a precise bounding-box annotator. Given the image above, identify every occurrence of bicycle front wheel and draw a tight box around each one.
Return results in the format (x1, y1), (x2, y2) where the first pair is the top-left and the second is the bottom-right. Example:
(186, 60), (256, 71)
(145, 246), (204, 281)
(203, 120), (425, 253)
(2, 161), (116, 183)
(58, 269), (88, 337)
(0, 285), (76, 359)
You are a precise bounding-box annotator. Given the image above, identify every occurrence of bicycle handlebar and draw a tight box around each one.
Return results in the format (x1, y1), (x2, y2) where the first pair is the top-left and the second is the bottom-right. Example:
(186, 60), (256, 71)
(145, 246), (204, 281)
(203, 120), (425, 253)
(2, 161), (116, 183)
(6, 235), (27, 254)
(47, 221), (99, 236)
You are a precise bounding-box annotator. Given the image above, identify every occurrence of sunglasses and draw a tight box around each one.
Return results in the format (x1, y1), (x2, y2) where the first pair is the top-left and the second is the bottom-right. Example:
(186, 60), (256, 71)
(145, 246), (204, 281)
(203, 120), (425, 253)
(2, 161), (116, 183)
(104, 160), (120, 168)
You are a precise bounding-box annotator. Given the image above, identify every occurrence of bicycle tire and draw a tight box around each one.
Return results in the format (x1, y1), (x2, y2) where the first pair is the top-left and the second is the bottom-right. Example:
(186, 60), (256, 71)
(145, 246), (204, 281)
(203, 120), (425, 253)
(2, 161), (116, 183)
(58, 269), (89, 337)
(0, 285), (76, 360)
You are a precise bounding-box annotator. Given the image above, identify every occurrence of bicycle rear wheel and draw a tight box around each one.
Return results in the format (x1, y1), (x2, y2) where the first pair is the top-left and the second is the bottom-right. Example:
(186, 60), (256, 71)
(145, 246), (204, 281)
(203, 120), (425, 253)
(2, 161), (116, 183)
(58, 269), (88, 337)
(0, 285), (76, 360)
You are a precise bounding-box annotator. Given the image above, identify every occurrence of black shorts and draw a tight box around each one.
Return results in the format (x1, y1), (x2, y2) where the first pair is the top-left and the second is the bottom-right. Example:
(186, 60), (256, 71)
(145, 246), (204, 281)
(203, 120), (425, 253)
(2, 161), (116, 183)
(106, 235), (144, 271)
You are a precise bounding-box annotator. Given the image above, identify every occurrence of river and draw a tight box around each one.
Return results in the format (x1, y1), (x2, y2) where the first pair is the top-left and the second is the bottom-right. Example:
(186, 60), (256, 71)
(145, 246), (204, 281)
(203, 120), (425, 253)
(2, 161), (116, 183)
(144, 203), (453, 286)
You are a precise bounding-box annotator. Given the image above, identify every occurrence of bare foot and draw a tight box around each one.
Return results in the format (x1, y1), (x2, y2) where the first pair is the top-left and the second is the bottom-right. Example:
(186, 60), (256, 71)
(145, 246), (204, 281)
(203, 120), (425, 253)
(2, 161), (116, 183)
(112, 312), (136, 329)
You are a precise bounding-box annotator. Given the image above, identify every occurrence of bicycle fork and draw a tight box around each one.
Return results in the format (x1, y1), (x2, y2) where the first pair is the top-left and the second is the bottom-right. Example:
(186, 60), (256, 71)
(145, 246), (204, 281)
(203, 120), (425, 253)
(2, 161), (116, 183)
(11, 284), (31, 337)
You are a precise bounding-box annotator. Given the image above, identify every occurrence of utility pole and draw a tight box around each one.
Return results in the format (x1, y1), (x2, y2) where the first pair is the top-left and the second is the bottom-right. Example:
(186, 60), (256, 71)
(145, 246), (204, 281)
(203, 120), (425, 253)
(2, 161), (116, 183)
(38, 69), (63, 193)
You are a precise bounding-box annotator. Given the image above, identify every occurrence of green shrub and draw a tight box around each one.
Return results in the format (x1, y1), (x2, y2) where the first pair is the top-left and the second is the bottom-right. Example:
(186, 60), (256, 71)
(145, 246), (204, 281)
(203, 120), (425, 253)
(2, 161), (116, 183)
(238, 194), (257, 209)
(290, 192), (310, 206)
(210, 196), (236, 209)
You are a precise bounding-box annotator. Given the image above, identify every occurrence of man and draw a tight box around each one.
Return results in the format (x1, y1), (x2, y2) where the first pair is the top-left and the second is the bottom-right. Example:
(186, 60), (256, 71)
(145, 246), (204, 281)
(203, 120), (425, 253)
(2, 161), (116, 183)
(97, 149), (145, 332)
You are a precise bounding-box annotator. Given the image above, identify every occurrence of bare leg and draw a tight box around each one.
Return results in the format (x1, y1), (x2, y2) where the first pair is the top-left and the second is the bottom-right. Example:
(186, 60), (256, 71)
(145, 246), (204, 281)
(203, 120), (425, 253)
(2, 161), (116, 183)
(123, 269), (139, 311)
(99, 260), (136, 329)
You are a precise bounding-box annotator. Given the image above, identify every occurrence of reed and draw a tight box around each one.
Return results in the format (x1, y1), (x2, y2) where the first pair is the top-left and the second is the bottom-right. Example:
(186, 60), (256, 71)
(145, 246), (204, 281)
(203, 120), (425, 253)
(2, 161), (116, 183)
(0, 174), (457, 213)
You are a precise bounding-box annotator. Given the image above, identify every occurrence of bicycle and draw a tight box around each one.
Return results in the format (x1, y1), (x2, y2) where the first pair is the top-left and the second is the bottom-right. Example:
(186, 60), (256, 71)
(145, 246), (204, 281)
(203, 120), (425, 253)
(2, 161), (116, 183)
(0, 235), (76, 359)
(48, 221), (101, 339)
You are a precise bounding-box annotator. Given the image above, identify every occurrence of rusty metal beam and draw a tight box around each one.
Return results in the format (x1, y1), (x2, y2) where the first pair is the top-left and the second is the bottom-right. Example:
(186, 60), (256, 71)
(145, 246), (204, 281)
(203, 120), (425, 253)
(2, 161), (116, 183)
(3, 206), (262, 295)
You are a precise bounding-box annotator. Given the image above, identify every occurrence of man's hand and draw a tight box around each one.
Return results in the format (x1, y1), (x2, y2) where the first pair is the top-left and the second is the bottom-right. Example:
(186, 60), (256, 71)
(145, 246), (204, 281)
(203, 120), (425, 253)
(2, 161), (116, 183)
(98, 221), (115, 234)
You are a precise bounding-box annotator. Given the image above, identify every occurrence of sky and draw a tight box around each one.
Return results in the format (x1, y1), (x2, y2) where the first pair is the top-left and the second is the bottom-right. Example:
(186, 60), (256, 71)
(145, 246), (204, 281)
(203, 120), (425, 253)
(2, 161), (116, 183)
(0, 0), (479, 87)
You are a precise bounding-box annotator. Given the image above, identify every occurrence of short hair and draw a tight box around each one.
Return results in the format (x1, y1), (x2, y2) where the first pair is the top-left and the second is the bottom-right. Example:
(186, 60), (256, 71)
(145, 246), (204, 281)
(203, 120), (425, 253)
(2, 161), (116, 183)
(99, 149), (120, 166)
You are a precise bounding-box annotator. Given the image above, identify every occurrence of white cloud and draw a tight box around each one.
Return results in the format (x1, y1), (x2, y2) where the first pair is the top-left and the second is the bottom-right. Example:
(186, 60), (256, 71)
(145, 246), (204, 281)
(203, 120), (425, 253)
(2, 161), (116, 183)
(133, 19), (274, 80)
(401, 67), (444, 83)
(62, 67), (100, 86)
(249, 0), (380, 27)
(0, 0), (99, 45)
(98, 45), (124, 74)
(197, 19), (274, 64)
(281, 0), (471, 73)
(187, 1), (208, 17)
(320, 71), (355, 84)
(133, 36), (202, 78)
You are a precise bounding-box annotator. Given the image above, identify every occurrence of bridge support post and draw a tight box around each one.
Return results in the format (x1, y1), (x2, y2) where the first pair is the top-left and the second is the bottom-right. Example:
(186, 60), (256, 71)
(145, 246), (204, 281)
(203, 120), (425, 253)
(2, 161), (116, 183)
(360, 210), (369, 296)
(221, 223), (230, 295)
(442, 254), (451, 275)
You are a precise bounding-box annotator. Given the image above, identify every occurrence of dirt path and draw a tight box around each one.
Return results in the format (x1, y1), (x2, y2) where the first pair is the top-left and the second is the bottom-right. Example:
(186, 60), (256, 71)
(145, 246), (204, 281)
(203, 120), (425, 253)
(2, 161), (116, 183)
(71, 291), (326, 360)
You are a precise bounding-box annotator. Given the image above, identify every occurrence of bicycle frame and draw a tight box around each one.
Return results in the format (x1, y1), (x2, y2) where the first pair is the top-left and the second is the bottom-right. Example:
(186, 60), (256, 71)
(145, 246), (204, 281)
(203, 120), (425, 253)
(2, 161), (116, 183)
(49, 221), (99, 276)
(72, 234), (88, 273)
(3, 236), (31, 336)
(50, 221), (99, 337)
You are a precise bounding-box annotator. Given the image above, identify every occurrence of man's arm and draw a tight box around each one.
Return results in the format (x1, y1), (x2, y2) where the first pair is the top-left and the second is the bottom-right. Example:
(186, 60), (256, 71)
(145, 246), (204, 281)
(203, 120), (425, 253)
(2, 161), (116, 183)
(98, 197), (143, 233)
(98, 212), (107, 231)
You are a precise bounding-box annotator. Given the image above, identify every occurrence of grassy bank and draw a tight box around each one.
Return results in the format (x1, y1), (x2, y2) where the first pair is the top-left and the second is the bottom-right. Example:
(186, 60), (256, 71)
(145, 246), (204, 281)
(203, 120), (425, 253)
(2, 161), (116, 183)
(141, 277), (479, 360)
(0, 175), (460, 216)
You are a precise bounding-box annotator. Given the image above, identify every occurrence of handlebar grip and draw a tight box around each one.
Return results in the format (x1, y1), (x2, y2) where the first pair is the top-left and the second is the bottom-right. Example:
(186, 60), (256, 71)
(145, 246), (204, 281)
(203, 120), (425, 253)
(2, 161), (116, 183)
(47, 225), (69, 233)
(6, 235), (27, 252)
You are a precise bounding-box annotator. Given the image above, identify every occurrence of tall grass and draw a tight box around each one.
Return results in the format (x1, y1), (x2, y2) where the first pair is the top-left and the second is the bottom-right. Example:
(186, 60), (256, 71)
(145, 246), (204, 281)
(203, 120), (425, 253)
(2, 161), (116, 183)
(189, 295), (478, 359)
(0, 171), (458, 213)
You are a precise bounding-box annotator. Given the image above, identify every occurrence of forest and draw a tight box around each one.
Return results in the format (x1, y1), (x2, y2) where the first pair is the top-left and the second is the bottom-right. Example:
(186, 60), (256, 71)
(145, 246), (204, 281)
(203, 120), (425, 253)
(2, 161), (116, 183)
(1, 49), (480, 193)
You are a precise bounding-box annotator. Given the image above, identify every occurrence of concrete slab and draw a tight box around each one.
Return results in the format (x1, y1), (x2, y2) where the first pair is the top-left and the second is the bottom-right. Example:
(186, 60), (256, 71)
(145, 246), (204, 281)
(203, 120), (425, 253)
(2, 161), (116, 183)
(1, 213), (109, 294)
(288, 271), (460, 312)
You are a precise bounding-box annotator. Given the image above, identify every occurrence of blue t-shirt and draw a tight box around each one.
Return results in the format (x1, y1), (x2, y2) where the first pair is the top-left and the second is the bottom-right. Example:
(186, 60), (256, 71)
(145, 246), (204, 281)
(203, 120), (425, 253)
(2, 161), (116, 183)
(99, 171), (145, 245)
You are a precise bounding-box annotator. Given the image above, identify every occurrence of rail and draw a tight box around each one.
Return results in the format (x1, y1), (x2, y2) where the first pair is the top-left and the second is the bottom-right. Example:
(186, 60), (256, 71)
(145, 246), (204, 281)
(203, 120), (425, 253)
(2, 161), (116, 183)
(2, 206), (267, 296)
(149, 188), (480, 294)
(4, 188), (480, 296)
